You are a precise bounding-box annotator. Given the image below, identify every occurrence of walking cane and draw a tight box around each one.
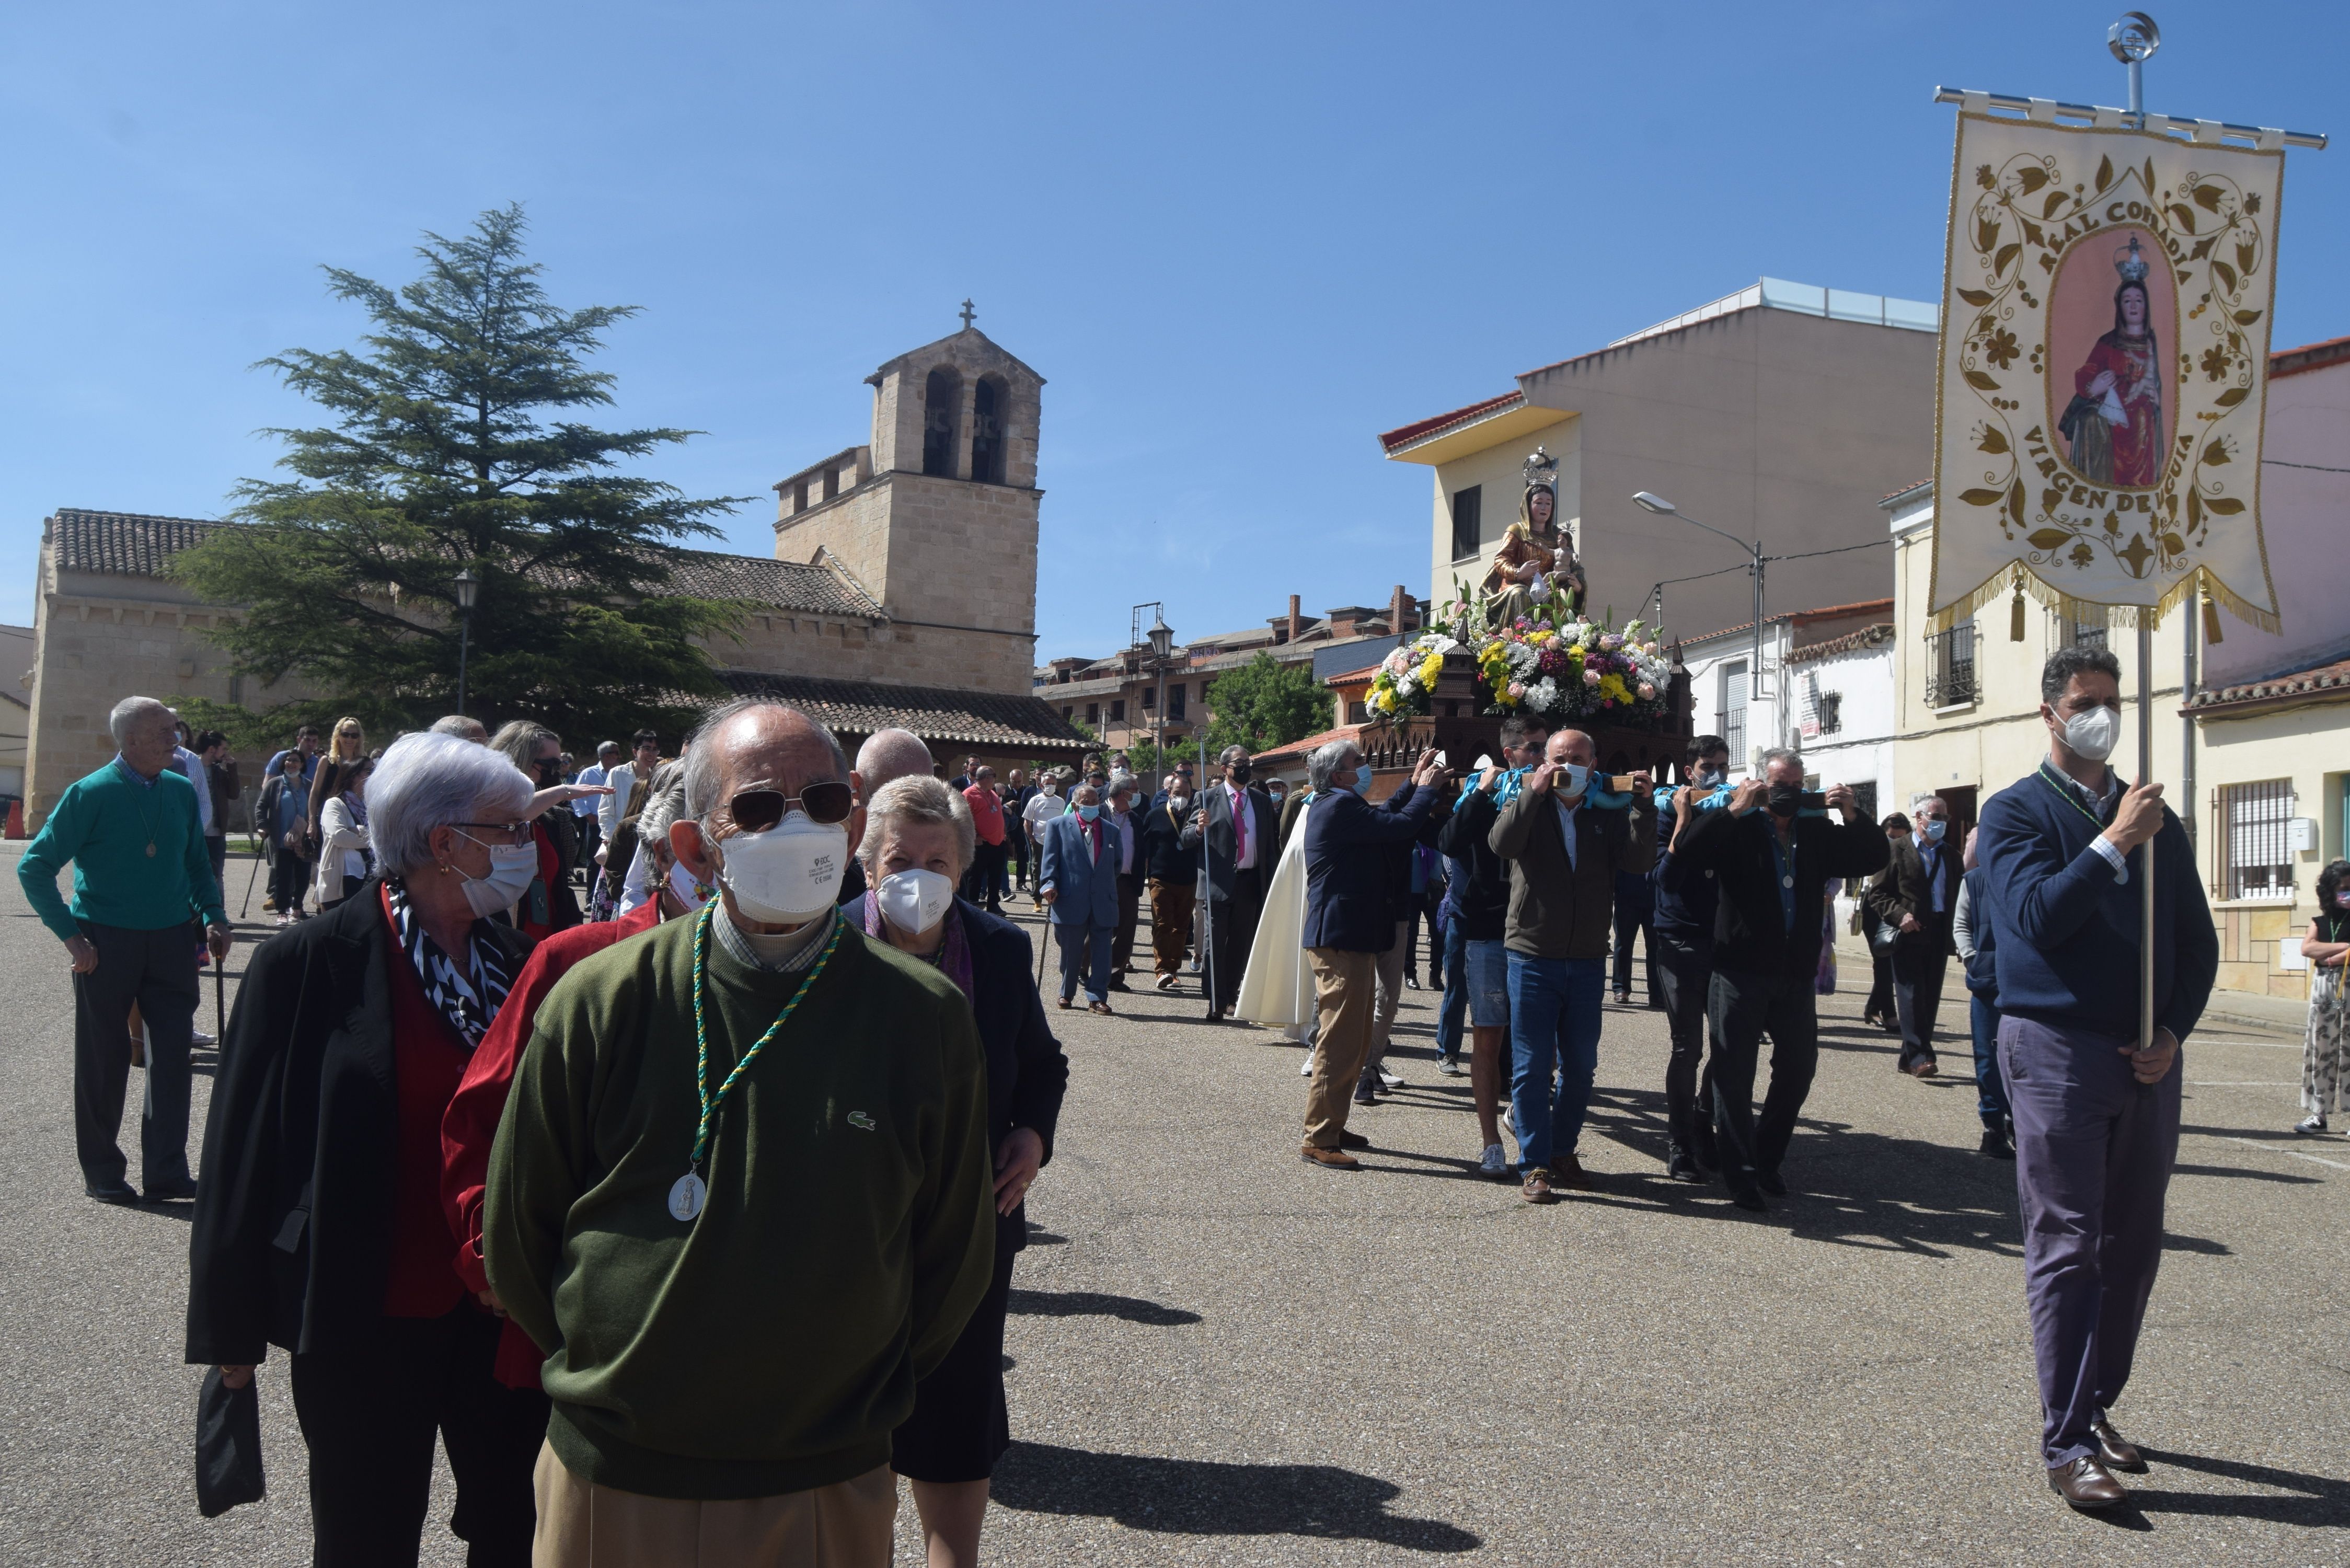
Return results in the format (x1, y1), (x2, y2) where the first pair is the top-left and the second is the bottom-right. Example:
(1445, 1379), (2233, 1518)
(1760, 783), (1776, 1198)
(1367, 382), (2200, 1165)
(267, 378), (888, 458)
(1199, 732), (1215, 1018)
(238, 843), (265, 920)
(213, 935), (227, 1040)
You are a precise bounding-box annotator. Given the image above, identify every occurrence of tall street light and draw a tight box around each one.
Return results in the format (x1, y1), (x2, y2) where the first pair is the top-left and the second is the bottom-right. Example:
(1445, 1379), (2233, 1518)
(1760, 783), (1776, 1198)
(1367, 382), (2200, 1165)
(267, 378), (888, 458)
(453, 568), (480, 717)
(1633, 491), (1768, 759)
(1140, 603), (1176, 767)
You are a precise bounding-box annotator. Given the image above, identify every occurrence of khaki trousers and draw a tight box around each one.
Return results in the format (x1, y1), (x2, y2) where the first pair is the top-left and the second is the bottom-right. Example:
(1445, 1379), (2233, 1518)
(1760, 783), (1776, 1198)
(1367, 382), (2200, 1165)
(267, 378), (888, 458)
(1303, 948), (1378, 1148)
(532, 1442), (896, 1568)
(1148, 879), (1195, 974)
(1364, 918), (1412, 1070)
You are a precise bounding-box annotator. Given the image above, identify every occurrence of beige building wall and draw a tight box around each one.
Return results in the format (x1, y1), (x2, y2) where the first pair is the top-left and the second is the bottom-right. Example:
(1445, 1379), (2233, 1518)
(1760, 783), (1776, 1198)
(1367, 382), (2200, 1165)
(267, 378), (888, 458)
(1394, 293), (1939, 647)
(1891, 488), (2348, 1002)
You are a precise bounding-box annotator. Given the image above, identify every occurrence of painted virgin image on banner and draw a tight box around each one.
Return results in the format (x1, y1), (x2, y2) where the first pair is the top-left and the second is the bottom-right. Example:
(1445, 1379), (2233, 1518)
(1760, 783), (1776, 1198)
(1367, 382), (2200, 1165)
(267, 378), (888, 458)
(2050, 230), (2173, 488)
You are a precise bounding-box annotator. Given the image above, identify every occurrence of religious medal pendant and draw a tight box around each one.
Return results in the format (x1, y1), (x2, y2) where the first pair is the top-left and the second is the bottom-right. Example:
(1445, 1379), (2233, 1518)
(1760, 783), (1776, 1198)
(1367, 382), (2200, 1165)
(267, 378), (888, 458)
(1783, 874), (1795, 889)
(667, 1169), (707, 1224)
(147, 841), (158, 858)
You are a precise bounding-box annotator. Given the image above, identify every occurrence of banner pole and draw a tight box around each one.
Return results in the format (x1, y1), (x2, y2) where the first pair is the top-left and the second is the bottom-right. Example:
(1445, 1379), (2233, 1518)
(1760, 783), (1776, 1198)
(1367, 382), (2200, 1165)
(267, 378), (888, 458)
(2138, 618), (2156, 1056)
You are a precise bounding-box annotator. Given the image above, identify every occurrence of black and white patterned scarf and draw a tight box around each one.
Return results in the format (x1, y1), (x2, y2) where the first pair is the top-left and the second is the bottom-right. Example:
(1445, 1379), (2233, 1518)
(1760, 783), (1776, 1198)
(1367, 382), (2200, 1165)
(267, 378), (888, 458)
(382, 878), (515, 1050)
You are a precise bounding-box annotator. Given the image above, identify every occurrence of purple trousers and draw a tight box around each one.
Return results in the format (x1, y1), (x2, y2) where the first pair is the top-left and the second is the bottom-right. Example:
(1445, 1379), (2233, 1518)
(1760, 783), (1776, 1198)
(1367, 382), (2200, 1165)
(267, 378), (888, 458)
(1999, 1013), (2181, 1467)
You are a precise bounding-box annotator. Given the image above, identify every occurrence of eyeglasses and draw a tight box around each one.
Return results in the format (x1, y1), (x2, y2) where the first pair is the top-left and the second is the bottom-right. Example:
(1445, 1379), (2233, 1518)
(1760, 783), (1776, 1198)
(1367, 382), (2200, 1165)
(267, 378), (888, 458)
(722, 781), (854, 833)
(453, 821), (535, 846)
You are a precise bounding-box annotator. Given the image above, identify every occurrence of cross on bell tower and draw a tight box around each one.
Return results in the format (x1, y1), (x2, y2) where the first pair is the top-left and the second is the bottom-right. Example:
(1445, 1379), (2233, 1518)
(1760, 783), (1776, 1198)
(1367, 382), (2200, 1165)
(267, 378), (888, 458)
(959, 299), (975, 329)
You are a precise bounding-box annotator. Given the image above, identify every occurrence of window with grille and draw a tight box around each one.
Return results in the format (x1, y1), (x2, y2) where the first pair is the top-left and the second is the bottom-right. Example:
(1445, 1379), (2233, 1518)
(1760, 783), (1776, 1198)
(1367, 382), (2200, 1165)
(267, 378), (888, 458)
(1849, 780), (1878, 822)
(2214, 779), (2295, 900)
(2072, 618), (2107, 652)
(1720, 661), (1747, 767)
(1450, 486), (1483, 561)
(1925, 623), (1977, 707)
(1110, 700), (1125, 722)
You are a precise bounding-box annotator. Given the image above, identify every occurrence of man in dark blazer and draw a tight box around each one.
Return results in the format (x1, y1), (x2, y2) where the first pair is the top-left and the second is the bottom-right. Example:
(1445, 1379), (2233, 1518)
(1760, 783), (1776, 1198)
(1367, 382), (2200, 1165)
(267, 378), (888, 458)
(1298, 742), (1445, 1168)
(1866, 793), (1960, 1076)
(1036, 782), (1124, 1013)
(1666, 747), (1886, 1210)
(1179, 745), (1282, 1020)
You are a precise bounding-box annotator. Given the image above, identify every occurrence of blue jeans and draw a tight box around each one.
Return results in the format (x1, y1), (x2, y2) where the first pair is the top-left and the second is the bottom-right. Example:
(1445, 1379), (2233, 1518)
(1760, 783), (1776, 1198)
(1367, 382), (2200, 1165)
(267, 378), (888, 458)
(1506, 953), (1605, 1173)
(1970, 993), (2011, 1130)
(1054, 920), (1114, 1005)
(1435, 921), (1470, 1059)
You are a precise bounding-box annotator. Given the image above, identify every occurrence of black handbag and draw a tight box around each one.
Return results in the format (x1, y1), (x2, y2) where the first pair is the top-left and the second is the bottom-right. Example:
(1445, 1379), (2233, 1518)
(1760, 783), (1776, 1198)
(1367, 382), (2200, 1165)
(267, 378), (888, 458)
(194, 1366), (266, 1518)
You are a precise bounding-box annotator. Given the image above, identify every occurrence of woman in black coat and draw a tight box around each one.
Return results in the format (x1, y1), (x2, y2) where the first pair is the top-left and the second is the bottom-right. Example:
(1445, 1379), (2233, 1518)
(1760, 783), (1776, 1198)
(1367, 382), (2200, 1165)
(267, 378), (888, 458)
(851, 774), (1069, 1568)
(187, 732), (548, 1566)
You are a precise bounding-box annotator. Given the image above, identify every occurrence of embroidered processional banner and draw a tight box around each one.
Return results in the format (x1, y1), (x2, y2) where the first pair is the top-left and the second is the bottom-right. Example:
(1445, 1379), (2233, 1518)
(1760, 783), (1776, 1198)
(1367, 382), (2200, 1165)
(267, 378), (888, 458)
(1930, 110), (2286, 632)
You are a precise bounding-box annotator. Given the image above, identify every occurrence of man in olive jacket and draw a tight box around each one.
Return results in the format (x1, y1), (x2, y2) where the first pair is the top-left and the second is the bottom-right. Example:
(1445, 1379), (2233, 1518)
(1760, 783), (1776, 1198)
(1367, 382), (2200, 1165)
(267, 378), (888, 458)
(485, 701), (993, 1567)
(1489, 729), (1653, 1202)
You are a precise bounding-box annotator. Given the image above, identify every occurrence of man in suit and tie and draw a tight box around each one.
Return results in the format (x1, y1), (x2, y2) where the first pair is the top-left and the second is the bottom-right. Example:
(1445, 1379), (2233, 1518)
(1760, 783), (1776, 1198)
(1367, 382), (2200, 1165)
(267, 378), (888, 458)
(1867, 792), (1961, 1077)
(1037, 782), (1124, 1014)
(1180, 745), (1282, 1021)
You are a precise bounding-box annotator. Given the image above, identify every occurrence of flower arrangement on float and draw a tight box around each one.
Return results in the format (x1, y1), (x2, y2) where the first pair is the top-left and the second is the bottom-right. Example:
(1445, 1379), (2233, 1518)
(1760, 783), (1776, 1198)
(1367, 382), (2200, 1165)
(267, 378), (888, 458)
(1358, 587), (1675, 726)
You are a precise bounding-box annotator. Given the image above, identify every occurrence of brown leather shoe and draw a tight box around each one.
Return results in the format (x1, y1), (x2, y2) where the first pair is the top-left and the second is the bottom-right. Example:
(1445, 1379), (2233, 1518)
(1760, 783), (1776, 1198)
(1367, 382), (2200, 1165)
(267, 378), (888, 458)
(1335, 1131), (1370, 1150)
(1520, 1168), (1555, 1204)
(1056, 996), (1073, 1009)
(2092, 1420), (2146, 1473)
(1088, 1000), (1114, 1015)
(2048, 1456), (2127, 1509)
(1548, 1153), (1597, 1192)
(1300, 1143), (1360, 1171)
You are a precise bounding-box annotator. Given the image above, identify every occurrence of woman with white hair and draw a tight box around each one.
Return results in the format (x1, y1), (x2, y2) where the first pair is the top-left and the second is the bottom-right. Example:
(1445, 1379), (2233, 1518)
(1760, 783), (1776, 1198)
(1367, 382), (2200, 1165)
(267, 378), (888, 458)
(854, 775), (1068, 1568)
(188, 731), (548, 1561)
(438, 776), (707, 1390)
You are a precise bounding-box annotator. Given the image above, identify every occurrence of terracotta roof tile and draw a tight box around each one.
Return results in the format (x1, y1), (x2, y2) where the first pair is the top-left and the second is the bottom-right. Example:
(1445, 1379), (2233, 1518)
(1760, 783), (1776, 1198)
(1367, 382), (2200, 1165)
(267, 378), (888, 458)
(1788, 622), (1894, 663)
(2188, 656), (2350, 713)
(717, 669), (1095, 751)
(1377, 392), (1523, 455)
(43, 508), (881, 619)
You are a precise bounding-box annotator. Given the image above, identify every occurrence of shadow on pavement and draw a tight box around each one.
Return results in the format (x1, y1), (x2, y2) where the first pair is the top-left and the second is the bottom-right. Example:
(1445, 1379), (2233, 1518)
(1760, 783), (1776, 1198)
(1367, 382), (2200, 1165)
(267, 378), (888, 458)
(990, 1442), (1481, 1551)
(2133, 1448), (2350, 1528)
(1007, 1289), (1201, 1326)
(2171, 1162), (2322, 1185)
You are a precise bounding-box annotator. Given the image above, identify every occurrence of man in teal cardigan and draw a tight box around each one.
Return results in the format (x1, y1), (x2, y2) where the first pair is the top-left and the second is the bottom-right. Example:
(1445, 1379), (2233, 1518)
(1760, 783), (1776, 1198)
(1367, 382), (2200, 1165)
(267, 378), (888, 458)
(19, 696), (229, 1205)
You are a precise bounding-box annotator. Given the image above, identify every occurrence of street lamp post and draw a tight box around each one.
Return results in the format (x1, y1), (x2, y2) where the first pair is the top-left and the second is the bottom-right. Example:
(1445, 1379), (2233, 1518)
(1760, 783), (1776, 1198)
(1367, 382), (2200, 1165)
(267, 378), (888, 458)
(453, 568), (480, 717)
(1146, 607), (1175, 767)
(1634, 491), (1769, 758)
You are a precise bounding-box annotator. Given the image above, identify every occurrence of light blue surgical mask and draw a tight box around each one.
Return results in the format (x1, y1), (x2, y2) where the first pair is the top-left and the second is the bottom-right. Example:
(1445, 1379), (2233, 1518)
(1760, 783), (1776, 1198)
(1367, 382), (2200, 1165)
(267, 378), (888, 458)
(1921, 818), (1946, 844)
(1353, 770), (1374, 797)
(1076, 804), (1100, 822)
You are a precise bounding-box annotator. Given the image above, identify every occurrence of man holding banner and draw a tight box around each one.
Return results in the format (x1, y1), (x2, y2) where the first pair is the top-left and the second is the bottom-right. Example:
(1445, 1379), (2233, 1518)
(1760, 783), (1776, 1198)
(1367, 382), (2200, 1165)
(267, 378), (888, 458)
(1978, 646), (2215, 1508)
(1931, 59), (2302, 1507)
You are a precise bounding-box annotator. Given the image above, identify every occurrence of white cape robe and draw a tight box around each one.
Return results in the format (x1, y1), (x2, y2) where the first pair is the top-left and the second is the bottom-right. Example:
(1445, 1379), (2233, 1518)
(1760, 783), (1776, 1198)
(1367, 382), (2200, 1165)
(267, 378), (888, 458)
(1236, 793), (1317, 1036)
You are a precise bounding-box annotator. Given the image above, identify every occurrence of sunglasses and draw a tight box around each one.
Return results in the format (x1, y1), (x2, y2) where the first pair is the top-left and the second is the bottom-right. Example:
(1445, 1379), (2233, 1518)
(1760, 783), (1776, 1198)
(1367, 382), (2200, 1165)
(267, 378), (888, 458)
(723, 781), (854, 832)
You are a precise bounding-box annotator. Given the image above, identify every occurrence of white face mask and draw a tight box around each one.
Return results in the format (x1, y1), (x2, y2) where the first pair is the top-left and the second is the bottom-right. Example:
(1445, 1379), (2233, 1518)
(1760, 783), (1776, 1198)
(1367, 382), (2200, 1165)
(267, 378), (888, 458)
(1169, 793), (1191, 811)
(716, 811), (848, 924)
(457, 838), (539, 918)
(1556, 762), (1591, 799)
(2059, 704), (2120, 763)
(877, 868), (956, 936)
(664, 859), (708, 911)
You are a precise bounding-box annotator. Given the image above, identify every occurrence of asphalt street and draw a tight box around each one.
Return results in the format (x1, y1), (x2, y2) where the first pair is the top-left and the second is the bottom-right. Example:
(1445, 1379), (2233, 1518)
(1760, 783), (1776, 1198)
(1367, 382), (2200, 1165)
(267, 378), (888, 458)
(2, 843), (2344, 1566)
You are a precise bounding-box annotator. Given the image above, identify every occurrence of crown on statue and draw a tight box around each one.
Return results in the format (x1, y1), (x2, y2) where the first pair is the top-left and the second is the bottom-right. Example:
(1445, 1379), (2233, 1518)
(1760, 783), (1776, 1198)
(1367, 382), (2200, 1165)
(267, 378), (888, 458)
(1522, 445), (1560, 493)
(2113, 235), (2150, 285)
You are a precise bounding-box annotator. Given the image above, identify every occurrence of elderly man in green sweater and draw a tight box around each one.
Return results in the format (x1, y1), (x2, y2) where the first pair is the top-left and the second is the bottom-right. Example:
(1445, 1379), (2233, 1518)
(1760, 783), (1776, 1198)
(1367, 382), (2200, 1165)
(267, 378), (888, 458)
(484, 697), (996, 1568)
(19, 695), (229, 1206)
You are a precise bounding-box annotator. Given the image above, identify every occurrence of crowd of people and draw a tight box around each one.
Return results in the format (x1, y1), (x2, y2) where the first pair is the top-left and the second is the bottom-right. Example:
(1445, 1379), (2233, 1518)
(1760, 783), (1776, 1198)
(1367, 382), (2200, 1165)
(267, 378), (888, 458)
(8, 640), (2290, 1530)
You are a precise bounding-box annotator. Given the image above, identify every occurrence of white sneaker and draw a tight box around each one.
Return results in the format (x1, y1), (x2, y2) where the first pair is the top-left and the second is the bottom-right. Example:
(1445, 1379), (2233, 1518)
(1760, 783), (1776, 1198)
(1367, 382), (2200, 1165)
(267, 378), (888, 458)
(191, 1029), (216, 1047)
(1499, 1106), (1513, 1139)
(1437, 1056), (1464, 1076)
(1478, 1143), (1509, 1179)
(1299, 1051), (1316, 1077)
(1378, 1066), (1404, 1089)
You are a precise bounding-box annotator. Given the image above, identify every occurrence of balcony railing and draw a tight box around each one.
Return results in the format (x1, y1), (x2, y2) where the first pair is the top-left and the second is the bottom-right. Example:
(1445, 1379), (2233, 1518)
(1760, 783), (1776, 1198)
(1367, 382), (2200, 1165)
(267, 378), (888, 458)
(1924, 625), (1977, 708)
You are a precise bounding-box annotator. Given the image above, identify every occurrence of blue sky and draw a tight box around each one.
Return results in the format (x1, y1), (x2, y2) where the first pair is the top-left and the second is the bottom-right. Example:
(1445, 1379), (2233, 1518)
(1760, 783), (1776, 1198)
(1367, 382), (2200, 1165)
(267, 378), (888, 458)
(3, 2), (2340, 662)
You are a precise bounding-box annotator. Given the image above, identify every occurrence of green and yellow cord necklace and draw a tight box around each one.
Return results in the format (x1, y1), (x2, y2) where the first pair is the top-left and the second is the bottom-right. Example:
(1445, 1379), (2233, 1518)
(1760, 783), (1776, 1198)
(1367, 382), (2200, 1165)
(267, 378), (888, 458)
(667, 903), (843, 1224)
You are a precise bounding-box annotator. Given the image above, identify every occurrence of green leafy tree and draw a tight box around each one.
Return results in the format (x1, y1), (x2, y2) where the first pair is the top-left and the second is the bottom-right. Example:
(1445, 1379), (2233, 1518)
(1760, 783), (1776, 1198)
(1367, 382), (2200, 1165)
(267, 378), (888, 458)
(1202, 653), (1334, 757)
(172, 205), (748, 745)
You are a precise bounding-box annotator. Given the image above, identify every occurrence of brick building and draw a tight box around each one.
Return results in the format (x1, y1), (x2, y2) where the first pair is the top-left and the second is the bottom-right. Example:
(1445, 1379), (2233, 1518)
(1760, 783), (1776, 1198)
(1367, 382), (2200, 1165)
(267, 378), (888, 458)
(1034, 586), (1424, 756)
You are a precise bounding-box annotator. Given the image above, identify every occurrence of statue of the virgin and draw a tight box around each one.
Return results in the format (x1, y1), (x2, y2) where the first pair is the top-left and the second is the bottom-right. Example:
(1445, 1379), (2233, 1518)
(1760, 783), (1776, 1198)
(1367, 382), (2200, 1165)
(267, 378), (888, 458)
(1482, 446), (1584, 627)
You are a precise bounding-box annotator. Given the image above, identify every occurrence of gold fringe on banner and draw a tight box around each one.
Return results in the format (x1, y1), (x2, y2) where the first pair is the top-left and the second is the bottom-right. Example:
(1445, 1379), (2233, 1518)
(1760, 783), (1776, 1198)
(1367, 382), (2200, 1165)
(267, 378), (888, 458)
(1927, 564), (2282, 638)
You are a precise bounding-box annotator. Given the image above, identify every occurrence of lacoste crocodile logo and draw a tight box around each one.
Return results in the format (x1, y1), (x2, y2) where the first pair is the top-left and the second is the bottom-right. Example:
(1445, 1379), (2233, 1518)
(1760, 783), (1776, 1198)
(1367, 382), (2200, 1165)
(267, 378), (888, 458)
(847, 1111), (877, 1131)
